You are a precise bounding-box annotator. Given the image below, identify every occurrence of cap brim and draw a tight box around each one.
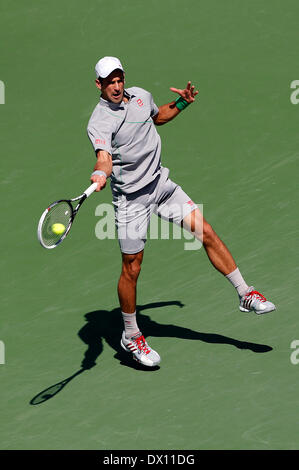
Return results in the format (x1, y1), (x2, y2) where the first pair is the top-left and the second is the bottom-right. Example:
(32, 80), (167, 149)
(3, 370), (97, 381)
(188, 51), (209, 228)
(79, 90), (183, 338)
(97, 67), (124, 79)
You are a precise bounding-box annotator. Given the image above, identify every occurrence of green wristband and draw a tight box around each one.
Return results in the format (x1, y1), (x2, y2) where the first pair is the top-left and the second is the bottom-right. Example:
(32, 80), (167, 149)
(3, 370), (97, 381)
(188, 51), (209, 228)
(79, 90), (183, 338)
(175, 96), (190, 111)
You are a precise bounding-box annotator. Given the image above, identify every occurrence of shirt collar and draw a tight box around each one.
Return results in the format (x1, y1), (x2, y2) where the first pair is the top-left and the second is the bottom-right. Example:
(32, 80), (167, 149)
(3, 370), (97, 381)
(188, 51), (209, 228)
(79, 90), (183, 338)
(99, 89), (135, 110)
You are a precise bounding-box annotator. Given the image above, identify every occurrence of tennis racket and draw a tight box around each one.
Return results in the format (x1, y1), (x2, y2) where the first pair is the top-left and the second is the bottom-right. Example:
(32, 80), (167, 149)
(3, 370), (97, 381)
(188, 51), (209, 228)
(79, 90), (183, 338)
(37, 182), (98, 249)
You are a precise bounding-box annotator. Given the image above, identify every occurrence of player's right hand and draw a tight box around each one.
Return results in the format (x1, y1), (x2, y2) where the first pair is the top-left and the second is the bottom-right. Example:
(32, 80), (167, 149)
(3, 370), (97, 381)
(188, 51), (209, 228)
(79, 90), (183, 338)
(90, 174), (107, 191)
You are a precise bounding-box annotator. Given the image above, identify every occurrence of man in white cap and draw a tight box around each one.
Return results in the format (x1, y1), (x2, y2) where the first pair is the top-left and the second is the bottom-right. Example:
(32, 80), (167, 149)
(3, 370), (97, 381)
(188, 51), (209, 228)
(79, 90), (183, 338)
(87, 56), (276, 368)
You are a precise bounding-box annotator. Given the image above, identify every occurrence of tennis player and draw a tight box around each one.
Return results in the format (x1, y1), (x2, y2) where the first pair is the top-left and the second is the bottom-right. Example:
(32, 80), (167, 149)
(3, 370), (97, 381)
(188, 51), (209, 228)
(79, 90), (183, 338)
(87, 56), (276, 367)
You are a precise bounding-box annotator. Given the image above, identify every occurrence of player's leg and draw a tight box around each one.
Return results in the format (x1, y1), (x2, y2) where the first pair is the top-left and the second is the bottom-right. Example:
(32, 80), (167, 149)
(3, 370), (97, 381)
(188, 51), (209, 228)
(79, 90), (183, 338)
(114, 191), (148, 331)
(118, 250), (143, 316)
(182, 208), (237, 276)
(114, 184), (161, 366)
(118, 250), (161, 367)
(155, 177), (275, 315)
(182, 208), (276, 314)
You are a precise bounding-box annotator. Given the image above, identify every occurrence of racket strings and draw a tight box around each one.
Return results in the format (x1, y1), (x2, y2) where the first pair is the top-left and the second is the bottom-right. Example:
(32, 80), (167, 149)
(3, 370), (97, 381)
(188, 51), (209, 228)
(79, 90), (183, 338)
(41, 201), (72, 247)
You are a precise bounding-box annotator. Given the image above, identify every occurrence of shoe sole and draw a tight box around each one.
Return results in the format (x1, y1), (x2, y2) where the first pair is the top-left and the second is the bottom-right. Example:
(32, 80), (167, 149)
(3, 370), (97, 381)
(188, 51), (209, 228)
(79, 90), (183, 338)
(120, 339), (161, 367)
(239, 306), (276, 314)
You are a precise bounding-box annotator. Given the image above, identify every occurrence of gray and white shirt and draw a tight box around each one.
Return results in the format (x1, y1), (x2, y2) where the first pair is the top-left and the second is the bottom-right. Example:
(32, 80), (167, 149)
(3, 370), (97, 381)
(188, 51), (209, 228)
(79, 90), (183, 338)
(87, 87), (162, 194)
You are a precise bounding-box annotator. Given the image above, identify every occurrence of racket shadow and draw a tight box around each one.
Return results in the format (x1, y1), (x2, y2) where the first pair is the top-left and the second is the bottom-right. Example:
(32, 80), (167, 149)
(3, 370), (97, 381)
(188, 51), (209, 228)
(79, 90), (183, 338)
(30, 369), (84, 405)
(29, 302), (180, 406)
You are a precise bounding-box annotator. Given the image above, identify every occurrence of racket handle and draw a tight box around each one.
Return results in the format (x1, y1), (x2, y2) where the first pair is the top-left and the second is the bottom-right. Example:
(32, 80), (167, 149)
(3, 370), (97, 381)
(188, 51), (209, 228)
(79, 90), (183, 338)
(84, 182), (98, 198)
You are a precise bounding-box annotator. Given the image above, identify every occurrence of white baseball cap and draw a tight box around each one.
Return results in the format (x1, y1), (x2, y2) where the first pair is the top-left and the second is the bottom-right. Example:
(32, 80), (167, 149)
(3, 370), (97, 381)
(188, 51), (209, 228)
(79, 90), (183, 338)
(95, 56), (124, 79)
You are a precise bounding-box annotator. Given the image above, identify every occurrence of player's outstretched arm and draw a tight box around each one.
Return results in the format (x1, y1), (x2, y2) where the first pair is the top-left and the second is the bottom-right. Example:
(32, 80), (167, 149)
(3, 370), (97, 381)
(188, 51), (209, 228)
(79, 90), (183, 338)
(90, 150), (113, 192)
(153, 81), (199, 126)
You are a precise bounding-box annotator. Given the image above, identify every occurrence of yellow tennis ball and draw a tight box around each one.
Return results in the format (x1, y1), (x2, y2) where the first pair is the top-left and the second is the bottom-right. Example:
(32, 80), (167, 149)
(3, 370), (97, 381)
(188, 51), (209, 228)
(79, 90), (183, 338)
(52, 223), (66, 235)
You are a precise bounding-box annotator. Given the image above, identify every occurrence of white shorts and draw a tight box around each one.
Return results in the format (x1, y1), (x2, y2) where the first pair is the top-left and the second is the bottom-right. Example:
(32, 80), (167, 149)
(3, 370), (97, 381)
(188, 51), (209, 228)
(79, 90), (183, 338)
(112, 167), (197, 254)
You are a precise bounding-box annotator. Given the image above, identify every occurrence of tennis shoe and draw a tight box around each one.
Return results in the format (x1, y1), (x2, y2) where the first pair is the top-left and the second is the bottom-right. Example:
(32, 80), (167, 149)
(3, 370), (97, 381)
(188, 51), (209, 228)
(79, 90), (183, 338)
(121, 331), (161, 367)
(239, 286), (276, 314)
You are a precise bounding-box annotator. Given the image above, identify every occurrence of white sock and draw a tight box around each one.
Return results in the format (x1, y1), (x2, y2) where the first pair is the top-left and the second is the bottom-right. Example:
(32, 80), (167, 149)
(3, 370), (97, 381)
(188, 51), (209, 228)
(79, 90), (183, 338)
(225, 267), (249, 297)
(122, 311), (140, 339)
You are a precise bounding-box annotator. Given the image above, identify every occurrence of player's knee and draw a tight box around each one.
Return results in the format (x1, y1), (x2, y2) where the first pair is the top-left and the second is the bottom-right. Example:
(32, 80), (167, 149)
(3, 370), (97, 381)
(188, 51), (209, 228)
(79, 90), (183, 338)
(122, 255), (142, 282)
(128, 261), (142, 281)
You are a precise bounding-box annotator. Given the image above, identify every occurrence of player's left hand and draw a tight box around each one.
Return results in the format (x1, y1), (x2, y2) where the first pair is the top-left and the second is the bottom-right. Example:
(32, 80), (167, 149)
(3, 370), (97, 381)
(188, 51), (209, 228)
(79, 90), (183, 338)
(170, 81), (199, 103)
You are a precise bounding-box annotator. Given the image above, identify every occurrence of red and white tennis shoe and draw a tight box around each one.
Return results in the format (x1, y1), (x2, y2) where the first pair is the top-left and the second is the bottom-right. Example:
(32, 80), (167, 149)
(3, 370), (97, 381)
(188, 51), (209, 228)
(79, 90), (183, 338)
(121, 331), (161, 367)
(239, 286), (276, 314)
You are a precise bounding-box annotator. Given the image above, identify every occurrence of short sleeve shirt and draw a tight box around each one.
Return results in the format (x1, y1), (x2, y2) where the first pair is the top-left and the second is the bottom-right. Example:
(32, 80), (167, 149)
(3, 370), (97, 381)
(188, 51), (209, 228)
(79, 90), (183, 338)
(87, 87), (161, 194)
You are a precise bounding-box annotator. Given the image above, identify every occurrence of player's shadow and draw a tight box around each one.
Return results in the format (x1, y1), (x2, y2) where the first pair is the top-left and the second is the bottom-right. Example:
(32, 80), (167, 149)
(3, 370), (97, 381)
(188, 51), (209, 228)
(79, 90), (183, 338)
(30, 300), (272, 405)
(79, 301), (273, 372)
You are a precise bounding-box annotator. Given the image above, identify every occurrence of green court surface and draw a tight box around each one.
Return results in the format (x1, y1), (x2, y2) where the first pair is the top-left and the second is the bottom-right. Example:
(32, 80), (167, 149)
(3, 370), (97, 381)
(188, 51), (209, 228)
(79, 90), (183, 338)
(1, 0), (298, 450)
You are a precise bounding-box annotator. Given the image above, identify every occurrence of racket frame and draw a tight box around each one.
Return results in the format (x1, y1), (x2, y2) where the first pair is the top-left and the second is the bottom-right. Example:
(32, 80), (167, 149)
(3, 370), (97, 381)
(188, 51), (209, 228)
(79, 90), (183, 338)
(37, 183), (97, 249)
